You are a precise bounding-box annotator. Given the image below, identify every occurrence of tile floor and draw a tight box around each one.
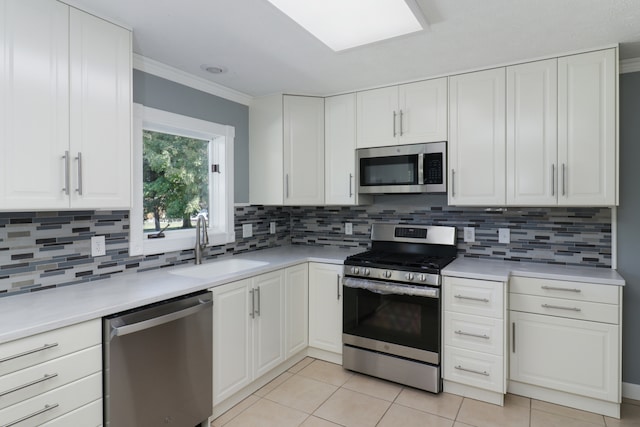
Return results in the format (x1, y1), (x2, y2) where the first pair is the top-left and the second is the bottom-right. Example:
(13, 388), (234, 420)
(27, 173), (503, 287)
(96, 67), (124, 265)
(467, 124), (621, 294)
(212, 358), (640, 427)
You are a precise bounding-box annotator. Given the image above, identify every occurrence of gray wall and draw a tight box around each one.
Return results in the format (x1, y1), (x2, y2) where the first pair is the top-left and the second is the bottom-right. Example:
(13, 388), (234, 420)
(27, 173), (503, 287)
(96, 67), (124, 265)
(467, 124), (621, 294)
(618, 71), (640, 386)
(132, 70), (250, 203)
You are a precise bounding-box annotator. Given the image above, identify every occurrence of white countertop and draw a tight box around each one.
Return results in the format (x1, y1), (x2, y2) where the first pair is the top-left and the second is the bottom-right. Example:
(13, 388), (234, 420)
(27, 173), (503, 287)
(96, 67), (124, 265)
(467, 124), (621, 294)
(0, 245), (361, 344)
(1, 246), (625, 344)
(442, 257), (625, 286)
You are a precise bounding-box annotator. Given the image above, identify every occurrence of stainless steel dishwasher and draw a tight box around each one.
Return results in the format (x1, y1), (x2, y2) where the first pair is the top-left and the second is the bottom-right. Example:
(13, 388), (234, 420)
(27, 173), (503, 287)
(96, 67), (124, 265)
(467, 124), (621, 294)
(103, 291), (213, 427)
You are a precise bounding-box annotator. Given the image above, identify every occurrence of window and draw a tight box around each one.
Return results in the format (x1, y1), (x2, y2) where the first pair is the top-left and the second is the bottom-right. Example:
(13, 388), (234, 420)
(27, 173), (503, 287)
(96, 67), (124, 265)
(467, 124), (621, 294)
(130, 104), (235, 256)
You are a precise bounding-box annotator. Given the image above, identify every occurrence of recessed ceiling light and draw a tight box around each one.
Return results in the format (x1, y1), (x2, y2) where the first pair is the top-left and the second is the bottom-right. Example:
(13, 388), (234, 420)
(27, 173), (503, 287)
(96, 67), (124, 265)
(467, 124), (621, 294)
(265, 0), (427, 51)
(201, 64), (227, 74)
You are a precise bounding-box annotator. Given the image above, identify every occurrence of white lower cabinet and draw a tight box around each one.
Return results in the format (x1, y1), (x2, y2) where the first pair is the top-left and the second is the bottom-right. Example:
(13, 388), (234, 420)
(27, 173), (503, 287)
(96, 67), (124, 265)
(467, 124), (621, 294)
(211, 265), (308, 405)
(0, 319), (102, 427)
(443, 276), (507, 405)
(508, 276), (621, 417)
(308, 263), (343, 355)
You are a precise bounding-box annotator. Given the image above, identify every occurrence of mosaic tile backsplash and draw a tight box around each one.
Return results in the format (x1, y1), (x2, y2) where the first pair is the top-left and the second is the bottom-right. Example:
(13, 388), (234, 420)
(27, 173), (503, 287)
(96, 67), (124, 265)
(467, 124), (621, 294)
(0, 203), (611, 296)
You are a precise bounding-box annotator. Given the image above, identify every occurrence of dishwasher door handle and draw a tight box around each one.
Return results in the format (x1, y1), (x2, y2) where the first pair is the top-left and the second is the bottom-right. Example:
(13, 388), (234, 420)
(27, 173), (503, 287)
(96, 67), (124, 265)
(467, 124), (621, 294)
(112, 299), (213, 337)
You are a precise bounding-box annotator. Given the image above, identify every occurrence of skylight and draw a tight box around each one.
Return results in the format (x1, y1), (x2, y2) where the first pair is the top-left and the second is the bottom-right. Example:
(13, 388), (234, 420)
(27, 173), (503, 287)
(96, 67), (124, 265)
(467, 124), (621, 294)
(266, 0), (426, 51)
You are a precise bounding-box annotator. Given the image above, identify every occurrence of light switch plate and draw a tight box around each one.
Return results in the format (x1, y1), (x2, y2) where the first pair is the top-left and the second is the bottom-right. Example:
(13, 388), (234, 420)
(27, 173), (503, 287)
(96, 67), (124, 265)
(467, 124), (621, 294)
(463, 227), (475, 243)
(498, 228), (510, 244)
(345, 223), (353, 235)
(242, 224), (253, 238)
(91, 235), (106, 257)
(270, 222), (276, 234)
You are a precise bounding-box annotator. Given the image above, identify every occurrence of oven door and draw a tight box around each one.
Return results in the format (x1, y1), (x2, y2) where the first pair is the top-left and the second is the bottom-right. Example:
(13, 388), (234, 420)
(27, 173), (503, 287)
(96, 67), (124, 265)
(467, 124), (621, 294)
(342, 277), (440, 365)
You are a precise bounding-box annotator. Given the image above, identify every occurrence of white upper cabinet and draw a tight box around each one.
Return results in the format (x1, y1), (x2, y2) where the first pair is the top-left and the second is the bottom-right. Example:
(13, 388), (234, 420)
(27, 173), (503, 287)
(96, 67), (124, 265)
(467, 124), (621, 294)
(0, 0), (132, 211)
(558, 49), (617, 206)
(249, 94), (324, 205)
(324, 93), (371, 205)
(506, 59), (558, 205)
(69, 8), (132, 209)
(449, 68), (506, 206)
(356, 78), (447, 149)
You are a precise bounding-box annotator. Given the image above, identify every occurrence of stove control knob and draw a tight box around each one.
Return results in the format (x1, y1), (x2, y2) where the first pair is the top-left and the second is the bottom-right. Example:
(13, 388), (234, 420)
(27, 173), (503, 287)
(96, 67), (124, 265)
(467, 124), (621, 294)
(351, 267), (360, 275)
(384, 270), (392, 279)
(418, 274), (427, 282)
(363, 268), (371, 276)
(405, 273), (415, 281)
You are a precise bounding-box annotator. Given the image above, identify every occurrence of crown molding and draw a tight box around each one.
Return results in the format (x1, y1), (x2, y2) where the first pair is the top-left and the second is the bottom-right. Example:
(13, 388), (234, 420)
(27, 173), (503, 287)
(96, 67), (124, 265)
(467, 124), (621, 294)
(620, 58), (640, 74)
(133, 54), (252, 106)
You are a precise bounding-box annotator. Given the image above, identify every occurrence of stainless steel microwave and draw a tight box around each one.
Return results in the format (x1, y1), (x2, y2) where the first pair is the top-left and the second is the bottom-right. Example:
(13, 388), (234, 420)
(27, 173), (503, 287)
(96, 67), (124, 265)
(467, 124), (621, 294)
(357, 142), (447, 194)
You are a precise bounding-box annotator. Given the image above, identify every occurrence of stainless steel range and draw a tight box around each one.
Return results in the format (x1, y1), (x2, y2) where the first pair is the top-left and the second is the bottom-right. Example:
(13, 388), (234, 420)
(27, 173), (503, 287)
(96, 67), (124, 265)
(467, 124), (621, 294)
(342, 223), (456, 393)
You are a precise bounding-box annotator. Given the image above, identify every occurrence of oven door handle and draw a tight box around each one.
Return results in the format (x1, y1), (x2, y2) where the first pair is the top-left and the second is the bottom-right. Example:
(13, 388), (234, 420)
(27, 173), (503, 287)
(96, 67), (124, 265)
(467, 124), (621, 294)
(343, 277), (439, 299)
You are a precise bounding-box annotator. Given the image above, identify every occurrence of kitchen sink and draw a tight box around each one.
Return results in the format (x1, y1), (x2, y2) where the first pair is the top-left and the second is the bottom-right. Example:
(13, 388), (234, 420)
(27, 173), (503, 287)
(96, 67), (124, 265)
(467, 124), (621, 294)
(169, 258), (268, 279)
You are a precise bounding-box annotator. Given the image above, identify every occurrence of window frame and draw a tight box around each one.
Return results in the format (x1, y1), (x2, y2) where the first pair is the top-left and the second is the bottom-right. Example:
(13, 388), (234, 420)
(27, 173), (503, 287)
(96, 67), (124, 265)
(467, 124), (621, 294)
(130, 103), (235, 256)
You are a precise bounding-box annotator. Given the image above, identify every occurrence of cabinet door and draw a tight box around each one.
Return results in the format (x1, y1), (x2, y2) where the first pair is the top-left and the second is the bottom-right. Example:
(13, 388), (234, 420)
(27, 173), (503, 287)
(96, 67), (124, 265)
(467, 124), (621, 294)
(0, 0), (69, 210)
(253, 270), (285, 377)
(325, 94), (357, 205)
(558, 49), (616, 206)
(399, 78), (448, 144)
(211, 279), (252, 403)
(356, 86), (398, 148)
(69, 8), (131, 209)
(510, 310), (619, 402)
(284, 264), (308, 359)
(506, 59), (558, 205)
(308, 263), (343, 354)
(283, 95), (324, 205)
(449, 68), (506, 205)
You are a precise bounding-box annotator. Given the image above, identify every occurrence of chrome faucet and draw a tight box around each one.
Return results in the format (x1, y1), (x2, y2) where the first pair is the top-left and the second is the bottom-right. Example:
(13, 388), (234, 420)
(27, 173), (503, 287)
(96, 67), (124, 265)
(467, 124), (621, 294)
(194, 215), (209, 264)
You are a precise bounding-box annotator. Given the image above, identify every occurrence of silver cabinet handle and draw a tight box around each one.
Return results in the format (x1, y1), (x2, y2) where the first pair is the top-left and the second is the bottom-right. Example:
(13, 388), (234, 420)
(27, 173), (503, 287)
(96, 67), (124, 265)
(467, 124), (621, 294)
(348, 173), (353, 198)
(399, 110), (404, 136)
(551, 164), (555, 196)
(454, 365), (489, 376)
(285, 174), (289, 199)
(62, 151), (70, 195)
(336, 274), (341, 300)
(0, 373), (58, 397)
(454, 294), (490, 303)
(3, 403), (59, 427)
(75, 152), (83, 195)
(562, 163), (566, 196)
(454, 330), (489, 339)
(541, 304), (581, 312)
(451, 169), (455, 197)
(512, 322), (516, 353)
(249, 289), (255, 318)
(255, 286), (261, 317)
(541, 285), (581, 293)
(392, 111), (397, 137)
(0, 343), (59, 364)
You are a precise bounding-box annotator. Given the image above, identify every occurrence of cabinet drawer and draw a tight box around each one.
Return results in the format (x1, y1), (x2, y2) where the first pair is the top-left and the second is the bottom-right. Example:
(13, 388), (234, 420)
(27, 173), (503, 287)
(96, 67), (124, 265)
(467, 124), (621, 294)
(510, 276), (619, 304)
(444, 346), (504, 393)
(0, 372), (101, 427)
(0, 320), (100, 376)
(0, 345), (101, 409)
(510, 293), (619, 324)
(40, 398), (102, 427)
(444, 277), (504, 318)
(444, 311), (503, 355)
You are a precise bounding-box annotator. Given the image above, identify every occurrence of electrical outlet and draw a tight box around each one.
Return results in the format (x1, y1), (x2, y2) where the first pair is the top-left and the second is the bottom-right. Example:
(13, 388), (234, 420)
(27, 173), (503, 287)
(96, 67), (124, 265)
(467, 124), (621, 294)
(91, 235), (106, 257)
(463, 227), (475, 243)
(270, 222), (276, 234)
(345, 223), (353, 235)
(498, 228), (510, 244)
(242, 223), (253, 238)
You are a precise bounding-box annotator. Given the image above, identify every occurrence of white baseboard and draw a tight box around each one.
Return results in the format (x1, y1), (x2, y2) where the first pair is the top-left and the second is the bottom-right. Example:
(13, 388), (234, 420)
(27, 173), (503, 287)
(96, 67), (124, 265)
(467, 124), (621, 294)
(622, 382), (640, 400)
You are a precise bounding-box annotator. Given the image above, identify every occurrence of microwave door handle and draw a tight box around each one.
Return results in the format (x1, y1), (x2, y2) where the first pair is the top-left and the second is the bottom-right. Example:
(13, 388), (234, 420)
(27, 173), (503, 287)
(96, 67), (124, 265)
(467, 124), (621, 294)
(417, 153), (425, 185)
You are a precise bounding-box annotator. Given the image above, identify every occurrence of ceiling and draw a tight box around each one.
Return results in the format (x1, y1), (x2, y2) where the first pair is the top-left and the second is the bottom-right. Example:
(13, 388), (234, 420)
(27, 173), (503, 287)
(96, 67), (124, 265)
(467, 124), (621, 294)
(63, 0), (640, 99)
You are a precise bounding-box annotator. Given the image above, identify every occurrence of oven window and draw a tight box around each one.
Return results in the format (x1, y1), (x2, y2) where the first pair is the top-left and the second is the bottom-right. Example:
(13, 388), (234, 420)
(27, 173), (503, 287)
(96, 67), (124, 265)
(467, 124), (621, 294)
(360, 155), (417, 186)
(343, 286), (439, 354)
